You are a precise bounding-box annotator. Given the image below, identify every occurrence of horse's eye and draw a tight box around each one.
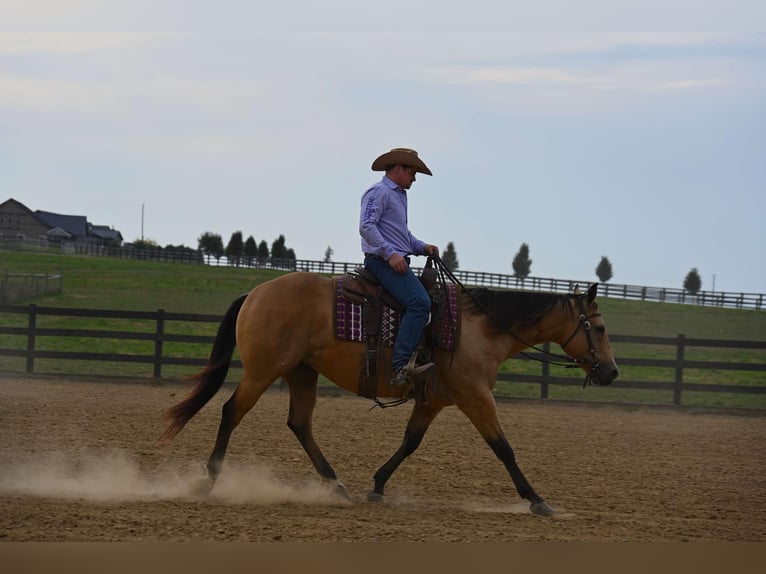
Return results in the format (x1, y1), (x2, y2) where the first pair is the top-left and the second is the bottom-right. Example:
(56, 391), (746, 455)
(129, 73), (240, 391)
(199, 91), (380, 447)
(595, 325), (606, 334)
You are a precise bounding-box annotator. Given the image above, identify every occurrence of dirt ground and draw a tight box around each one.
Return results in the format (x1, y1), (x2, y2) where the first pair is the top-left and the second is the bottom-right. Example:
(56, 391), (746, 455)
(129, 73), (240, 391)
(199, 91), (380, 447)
(1, 376), (764, 542)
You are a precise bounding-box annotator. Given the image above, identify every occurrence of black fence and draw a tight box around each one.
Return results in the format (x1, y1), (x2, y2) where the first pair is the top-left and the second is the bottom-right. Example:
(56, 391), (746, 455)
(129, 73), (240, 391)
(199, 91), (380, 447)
(2, 239), (764, 310)
(1, 304), (764, 410)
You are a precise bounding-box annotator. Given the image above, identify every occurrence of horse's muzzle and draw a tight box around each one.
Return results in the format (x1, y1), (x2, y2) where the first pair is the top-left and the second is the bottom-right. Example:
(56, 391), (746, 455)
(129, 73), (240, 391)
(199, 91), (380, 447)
(591, 362), (619, 386)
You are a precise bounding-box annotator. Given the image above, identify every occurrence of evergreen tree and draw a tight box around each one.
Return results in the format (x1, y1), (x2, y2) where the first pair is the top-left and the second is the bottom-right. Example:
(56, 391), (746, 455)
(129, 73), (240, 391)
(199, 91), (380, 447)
(512, 243), (532, 278)
(595, 256), (613, 282)
(257, 240), (269, 264)
(243, 235), (257, 266)
(442, 241), (459, 271)
(271, 234), (286, 261)
(198, 232), (224, 262)
(285, 247), (297, 270)
(684, 267), (702, 294)
(324, 246), (334, 262)
(225, 231), (244, 267)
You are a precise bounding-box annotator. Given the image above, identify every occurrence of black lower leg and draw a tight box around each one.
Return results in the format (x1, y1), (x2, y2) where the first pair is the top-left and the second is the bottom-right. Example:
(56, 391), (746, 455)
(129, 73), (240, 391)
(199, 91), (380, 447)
(206, 398), (237, 480)
(372, 428), (427, 496)
(288, 420), (338, 481)
(487, 435), (543, 504)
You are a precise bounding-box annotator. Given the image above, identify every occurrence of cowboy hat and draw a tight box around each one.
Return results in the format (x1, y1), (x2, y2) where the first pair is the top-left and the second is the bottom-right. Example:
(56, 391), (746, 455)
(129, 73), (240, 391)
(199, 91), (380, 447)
(371, 148), (433, 176)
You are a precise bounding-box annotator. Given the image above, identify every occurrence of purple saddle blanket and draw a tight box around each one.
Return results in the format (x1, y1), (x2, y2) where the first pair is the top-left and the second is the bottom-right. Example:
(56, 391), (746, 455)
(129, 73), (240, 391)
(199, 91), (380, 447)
(333, 277), (459, 351)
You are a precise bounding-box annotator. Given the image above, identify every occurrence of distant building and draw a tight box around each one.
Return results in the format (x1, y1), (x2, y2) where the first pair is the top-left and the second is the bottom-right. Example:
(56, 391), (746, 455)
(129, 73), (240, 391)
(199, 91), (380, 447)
(0, 198), (123, 246)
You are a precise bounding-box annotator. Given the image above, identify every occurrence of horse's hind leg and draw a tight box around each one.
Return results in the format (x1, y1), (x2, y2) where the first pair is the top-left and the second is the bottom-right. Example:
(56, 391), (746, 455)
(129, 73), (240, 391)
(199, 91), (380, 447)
(368, 402), (443, 502)
(284, 363), (349, 502)
(200, 372), (271, 493)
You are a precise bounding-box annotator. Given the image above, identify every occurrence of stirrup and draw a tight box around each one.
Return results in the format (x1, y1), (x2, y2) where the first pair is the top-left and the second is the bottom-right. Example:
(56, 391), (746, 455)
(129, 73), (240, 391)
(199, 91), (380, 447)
(405, 354), (436, 382)
(390, 367), (409, 388)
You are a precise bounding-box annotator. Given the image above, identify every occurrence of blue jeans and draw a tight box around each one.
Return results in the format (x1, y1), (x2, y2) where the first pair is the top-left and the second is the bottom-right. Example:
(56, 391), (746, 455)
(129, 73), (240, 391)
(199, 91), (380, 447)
(364, 255), (431, 370)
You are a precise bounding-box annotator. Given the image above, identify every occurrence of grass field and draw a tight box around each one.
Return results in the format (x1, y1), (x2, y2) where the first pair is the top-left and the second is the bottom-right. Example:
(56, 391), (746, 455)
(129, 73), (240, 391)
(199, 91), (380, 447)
(2, 248), (765, 409)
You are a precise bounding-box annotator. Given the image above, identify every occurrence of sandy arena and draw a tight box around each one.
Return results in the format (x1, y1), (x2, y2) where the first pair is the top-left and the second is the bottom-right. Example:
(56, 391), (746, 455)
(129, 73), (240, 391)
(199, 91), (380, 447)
(1, 376), (764, 542)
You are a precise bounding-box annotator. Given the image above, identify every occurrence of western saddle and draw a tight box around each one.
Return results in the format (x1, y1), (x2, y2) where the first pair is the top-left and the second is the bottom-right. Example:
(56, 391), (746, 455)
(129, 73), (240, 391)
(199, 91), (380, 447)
(340, 261), (444, 400)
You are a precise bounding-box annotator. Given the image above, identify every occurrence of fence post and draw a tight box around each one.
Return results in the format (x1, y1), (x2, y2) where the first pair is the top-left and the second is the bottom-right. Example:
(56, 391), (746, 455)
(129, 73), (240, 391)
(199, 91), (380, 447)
(674, 334), (685, 406)
(26, 304), (37, 374)
(154, 309), (165, 379)
(540, 342), (550, 399)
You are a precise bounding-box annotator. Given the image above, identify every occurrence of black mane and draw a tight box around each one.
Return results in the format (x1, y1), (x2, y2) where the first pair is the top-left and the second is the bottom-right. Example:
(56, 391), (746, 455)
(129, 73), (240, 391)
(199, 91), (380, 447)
(464, 288), (570, 332)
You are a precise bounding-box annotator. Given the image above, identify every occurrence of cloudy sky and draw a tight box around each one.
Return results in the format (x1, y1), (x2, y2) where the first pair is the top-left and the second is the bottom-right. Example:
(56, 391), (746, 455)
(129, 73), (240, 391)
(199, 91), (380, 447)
(2, 2), (764, 293)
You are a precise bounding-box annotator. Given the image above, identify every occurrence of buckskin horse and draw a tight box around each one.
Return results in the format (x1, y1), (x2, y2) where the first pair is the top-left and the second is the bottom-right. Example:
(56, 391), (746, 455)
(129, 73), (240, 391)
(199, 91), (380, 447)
(162, 268), (618, 516)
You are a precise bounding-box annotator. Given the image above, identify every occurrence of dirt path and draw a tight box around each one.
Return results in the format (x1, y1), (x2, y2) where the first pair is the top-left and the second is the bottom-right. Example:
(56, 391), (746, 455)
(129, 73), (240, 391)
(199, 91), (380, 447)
(1, 377), (764, 541)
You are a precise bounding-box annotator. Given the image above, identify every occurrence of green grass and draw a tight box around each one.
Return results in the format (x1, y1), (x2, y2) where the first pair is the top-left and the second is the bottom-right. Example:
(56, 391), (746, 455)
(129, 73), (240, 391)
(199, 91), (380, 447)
(2, 248), (765, 409)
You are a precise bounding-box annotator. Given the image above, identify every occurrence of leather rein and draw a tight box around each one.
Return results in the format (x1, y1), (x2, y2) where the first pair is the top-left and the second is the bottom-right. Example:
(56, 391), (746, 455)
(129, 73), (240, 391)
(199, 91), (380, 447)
(430, 256), (601, 388)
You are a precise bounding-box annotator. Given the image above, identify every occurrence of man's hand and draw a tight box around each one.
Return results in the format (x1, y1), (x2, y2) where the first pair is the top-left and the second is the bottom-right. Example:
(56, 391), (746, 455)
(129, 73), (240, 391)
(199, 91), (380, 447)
(424, 244), (439, 257)
(388, 253), (408, 274)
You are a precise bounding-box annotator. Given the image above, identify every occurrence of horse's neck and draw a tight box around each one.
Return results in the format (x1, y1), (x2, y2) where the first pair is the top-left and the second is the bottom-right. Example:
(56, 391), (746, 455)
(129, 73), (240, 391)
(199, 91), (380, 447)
(502, 307), (572, 359)
(505, 324), (544, 357)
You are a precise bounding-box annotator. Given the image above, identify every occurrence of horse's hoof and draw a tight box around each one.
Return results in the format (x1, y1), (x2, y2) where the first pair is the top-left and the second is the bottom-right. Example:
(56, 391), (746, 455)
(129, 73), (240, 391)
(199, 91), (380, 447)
(530, 500), (555, 516)
(367, 491), (385, 503)
(190, 476), (215, 498)
(330, 481), (352, 504)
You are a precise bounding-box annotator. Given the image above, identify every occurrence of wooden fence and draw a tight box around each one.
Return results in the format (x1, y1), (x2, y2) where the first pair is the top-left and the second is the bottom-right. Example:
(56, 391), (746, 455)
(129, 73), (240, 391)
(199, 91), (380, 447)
(1, 304), (764, 409)
(2, 240), (763, 310)
(0, 271), (63, 304)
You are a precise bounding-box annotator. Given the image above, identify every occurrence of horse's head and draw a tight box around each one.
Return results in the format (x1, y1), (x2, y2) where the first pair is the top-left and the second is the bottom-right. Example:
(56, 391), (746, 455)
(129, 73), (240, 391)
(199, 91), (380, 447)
(559, 283), (619, 386)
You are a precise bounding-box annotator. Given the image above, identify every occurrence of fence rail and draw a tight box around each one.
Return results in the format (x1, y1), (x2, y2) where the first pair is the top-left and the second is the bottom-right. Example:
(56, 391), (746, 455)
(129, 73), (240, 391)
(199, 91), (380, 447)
(1, 304), (764, 409)
(0, 271), (63, 304)
(2, 240), (764, 309)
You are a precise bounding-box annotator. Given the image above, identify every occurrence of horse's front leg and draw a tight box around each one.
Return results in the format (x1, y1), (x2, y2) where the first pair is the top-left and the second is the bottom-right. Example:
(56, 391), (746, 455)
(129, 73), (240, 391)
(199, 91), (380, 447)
(367, 402), (443, 502)
(456, 389), (555, 516)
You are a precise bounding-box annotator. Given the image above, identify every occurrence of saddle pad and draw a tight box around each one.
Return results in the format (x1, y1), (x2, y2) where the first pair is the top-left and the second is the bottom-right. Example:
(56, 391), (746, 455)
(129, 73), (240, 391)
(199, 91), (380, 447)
(334, 277), (459, 351)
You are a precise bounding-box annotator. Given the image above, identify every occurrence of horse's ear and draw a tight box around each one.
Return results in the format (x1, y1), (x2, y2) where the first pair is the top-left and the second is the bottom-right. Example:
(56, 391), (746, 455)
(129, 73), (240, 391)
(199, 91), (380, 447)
(573, 284), (581, 295)
(587, 283), (599, 304)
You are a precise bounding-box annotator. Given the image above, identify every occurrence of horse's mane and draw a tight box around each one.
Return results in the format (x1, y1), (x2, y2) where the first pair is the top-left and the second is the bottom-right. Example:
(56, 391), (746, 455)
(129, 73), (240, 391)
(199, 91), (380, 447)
(464, 287), (571, 333)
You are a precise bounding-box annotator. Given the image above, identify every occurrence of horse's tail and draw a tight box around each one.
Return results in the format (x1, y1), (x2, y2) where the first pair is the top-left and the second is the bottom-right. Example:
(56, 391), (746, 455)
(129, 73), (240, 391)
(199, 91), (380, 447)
(160, 293), (249, 442)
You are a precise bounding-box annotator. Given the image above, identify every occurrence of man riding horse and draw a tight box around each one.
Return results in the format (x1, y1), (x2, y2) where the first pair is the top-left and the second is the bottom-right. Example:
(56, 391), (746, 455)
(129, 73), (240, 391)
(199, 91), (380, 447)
(359, 147), (439, 392)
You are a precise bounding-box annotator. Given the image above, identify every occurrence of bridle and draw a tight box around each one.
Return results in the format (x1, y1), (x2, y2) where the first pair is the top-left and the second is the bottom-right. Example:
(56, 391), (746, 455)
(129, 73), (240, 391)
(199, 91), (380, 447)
(429, 255), (603, 387)
(559, 294), (602, 386)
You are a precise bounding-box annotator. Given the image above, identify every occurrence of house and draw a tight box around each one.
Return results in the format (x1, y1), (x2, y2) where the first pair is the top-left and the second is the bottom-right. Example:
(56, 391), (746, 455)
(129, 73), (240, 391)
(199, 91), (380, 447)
(0, 198), (123, 246)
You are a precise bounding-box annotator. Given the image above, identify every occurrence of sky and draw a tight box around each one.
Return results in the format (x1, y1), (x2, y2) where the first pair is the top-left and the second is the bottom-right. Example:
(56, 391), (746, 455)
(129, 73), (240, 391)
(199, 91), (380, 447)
(1, 2), (765, 293)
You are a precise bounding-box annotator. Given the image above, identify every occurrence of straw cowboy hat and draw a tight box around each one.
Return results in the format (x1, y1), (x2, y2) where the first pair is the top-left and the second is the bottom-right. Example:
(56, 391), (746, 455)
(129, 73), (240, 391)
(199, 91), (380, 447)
(371, 148), (433, 176)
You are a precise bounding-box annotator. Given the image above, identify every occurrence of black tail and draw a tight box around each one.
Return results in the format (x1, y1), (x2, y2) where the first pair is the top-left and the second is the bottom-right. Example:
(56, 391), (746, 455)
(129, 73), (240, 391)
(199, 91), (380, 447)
(161, 293), (248, 441)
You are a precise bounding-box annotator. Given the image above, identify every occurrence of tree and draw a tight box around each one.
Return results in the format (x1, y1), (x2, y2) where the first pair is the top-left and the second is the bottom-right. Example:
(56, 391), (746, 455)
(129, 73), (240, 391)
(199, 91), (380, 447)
(442, 241), (459, 271)
(595, 256), (613, 283)
(243, 235), (257, 266)
(684, 267), (702, 294)
(512, 243), (532, 278)
(198, 232), (224, 262)
(132, 238), (158, 249)
(271, 234), (287, 261)
(225, 231), (244, 267)
(285, 247), (297, 270)
(257, 240), (269, 264)
(324, 246), (334, 262)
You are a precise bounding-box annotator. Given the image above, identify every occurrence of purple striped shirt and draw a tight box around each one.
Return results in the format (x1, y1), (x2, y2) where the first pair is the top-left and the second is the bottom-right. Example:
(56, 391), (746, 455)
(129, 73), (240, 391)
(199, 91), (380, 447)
(359, 176), (426, 260)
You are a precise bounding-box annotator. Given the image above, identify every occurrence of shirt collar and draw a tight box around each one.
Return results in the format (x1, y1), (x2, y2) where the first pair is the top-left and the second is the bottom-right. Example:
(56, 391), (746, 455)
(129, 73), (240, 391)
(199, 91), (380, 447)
(382, 175), (405, 193)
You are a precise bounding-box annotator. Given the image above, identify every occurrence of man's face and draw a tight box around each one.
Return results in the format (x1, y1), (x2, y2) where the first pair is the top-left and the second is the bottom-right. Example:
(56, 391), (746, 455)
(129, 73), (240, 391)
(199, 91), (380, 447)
(392, 165), (417, 189)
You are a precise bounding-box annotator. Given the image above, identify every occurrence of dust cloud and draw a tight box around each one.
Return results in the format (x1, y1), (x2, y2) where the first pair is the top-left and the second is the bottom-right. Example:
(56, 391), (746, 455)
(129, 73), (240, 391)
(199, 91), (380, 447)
(0, 449), (347, 506)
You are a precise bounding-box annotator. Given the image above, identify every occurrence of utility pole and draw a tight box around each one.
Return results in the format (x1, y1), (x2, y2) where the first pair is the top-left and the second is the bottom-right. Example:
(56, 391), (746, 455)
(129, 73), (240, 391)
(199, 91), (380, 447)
(141, 204), (145, 242)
